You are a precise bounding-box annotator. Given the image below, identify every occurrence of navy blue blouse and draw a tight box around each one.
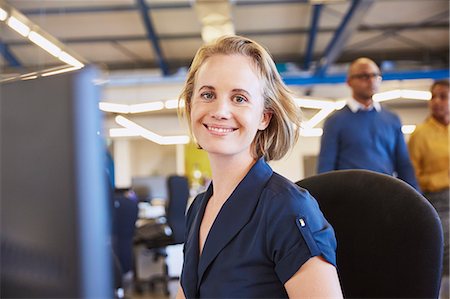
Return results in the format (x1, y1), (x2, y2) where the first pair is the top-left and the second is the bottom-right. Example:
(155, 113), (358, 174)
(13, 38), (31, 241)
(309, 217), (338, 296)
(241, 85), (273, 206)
(180, 158), (336, 298)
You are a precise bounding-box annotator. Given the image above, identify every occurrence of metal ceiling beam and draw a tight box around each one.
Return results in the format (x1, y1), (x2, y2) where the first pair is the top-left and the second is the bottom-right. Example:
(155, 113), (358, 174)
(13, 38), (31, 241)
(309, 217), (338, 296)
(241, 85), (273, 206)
(0, 41), (21, 68)
(135, 0), (169, 76)
(315, 0), (374, 76)
(303, 4), (322, 70)
(283, 68), (450, 85)
(20, 1), (308, 15)
(4, 21), (447, 46)
(346, 10), (449, 51)
(21, 5), (137, 15)
(105, 68), (450, 86)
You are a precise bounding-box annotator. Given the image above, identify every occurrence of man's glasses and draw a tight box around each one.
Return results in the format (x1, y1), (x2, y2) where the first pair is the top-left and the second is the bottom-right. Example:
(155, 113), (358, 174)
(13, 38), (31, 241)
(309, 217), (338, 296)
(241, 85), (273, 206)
(350, 73), (382, 81)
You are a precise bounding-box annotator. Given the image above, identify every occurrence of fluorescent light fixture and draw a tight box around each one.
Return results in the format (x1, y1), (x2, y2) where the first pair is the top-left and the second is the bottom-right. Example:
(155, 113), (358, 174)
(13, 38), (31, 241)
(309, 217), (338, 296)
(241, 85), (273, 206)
(334, 100), (347, 110)
(7, 16), (30, 37)
(99, 101), (167, 114)
(58, 51), (84, 68)
(99, 102), (130, 114)
(20, 72), (37, 78)
(400, 90), (431, 100)
(41, 66), (82, 77)
(295, 98), (337, 109)
(109, 128), (139, 137)
(302, 107), (335, 129)
(28, 31), (61, 57)
(373, 89), (431, 102)
(373, 90), (402, 102)
(129, 101), (164, 113)
(165, 99), (184, 109)
(401, 125), (416, 134)
(300, 128), (323, 137)
(0, 8), (8, 21)
(21, 75), (38, 81)
(115, 116), (190, 145)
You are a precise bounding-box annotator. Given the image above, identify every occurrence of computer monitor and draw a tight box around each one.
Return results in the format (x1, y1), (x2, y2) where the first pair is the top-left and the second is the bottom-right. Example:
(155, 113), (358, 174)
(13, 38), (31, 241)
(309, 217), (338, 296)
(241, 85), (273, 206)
(0, 67), (113, 298)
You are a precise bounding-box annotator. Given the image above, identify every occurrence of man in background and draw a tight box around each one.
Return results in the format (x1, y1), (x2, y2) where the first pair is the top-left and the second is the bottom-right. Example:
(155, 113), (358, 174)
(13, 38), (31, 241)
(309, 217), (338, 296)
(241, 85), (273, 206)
(408, 80), (449, 298)
(317, 57), (418, 190)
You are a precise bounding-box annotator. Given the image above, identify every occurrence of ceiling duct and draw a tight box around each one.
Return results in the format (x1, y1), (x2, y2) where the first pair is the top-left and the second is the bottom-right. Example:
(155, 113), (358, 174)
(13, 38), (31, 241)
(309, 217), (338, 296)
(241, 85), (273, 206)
(194, 0), (235, 43)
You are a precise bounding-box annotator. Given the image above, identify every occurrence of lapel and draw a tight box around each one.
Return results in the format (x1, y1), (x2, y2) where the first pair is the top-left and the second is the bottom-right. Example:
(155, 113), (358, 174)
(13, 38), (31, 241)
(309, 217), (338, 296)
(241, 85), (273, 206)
(182, 187), (211, 298)
(196, 158), (273, 289)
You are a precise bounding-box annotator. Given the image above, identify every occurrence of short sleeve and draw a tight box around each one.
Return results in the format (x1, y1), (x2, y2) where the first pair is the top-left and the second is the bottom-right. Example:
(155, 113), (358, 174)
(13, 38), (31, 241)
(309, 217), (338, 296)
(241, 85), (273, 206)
(265, 186), (337, 284)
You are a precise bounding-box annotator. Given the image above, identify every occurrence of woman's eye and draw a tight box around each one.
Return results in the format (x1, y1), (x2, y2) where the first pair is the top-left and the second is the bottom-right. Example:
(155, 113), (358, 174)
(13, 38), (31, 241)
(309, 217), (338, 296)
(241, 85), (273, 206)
(234, 95), (247, 103)
(201, 92), (214, 100)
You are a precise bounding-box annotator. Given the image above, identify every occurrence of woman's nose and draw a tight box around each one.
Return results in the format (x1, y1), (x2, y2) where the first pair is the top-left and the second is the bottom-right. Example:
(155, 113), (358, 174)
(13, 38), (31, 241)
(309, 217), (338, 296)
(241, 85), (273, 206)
(210, 98), (231, 119)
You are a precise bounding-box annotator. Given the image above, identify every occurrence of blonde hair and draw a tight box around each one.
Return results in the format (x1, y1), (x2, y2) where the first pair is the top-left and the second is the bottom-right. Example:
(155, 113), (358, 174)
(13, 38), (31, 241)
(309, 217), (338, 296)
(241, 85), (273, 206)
(179, 35), (301, 161)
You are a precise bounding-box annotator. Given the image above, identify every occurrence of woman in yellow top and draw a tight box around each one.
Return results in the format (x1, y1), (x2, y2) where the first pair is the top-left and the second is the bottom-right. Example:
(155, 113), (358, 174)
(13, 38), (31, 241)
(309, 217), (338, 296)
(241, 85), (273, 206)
(408, 79), (449, 297)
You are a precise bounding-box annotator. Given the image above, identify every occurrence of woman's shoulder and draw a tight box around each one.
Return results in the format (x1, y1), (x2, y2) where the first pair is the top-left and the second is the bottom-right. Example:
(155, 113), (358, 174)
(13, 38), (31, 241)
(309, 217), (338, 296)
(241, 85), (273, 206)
(261, 173), (317, 214)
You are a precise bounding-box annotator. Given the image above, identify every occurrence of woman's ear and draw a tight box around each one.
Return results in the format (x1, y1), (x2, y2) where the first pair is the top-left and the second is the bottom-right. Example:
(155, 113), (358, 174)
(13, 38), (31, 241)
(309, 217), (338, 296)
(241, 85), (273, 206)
(258, 110), (272, 130)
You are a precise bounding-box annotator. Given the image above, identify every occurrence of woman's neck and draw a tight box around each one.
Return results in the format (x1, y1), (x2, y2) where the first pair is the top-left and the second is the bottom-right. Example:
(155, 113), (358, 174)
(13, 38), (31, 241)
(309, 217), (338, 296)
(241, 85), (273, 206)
(208, 153), (257, 206)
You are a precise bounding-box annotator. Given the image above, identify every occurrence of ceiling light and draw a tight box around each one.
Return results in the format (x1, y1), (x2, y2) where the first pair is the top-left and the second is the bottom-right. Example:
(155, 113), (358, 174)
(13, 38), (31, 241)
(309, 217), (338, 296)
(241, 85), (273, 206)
(373, 90), (402, 102)
(165, 99), (184, 109)
(302, 107), (336, 129)
(300, 128), (323, 137)
(109, 128), (139, 138)
(0, 8), (8, 21)
(99, 101), (167, 114)
(99, 102), (130, 114)
(400, 90), (431, 100)
(7, 16), (30, 37)
(334, 100), (347, 110)
(294, 98), (337, 109)
(28, 31), (61, 57)
(58, 51), (84, 68)
(115, 116), (190, 145)
(21, 75), (37, 81)
(129, 101), (164, 113)
(41, 66), (82, 77)
(373, 89), (431, 102)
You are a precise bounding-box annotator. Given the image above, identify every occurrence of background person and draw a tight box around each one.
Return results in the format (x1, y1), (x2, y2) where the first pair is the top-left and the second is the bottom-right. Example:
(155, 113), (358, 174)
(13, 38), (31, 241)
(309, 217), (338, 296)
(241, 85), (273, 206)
(408, 79), (449, 298)
(317, 57), (419, 190)
(176, 35), (342, 298)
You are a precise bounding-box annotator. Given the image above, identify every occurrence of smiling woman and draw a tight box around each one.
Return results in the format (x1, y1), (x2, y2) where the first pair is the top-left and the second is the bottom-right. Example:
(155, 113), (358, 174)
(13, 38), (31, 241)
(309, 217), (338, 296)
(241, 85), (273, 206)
(190, 54), (270, 159)
(176, 35), (343, 299)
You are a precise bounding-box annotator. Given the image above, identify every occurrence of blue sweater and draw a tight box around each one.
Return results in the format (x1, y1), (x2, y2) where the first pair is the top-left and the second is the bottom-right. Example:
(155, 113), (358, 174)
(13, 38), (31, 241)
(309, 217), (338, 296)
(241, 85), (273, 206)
(318, 105), (419, 190)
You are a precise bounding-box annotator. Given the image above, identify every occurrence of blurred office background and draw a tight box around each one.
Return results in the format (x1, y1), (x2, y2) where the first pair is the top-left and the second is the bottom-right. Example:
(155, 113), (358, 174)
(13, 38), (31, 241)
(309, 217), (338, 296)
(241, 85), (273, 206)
(0, 0), (448, 298)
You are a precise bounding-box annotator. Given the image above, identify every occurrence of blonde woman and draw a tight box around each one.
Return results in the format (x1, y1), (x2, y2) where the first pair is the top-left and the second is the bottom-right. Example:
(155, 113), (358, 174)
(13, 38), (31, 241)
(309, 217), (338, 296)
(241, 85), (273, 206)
(176, 35), (342, 298)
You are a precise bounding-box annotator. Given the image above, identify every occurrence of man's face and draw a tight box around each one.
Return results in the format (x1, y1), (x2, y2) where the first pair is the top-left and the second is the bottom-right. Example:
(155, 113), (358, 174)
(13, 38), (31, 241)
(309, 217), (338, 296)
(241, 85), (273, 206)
(347, 61), (382, 103)
(429, 83), (449, 124)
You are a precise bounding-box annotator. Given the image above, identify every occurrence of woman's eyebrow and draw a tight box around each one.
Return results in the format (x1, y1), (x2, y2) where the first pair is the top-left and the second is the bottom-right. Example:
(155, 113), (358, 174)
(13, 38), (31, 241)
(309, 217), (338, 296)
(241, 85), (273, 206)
(198, 85), (215, 92)
(232, 88), (251, 97)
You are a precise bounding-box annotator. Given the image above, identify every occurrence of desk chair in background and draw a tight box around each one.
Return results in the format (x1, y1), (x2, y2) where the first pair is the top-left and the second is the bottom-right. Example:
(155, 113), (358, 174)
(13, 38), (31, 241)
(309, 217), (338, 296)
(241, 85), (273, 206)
(112, 191), (139, 275)
(296, 170), (443, 298)
(133, 175), (189, 295)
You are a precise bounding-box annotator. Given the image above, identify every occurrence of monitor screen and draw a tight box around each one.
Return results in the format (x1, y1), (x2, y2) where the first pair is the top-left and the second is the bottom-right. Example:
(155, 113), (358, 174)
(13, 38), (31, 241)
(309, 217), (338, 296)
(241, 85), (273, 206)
(0, 67), (113, 298)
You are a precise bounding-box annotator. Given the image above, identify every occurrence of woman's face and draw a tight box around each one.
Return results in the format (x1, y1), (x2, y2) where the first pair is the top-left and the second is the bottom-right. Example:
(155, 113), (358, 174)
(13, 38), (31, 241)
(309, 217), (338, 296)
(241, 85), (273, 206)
(190, 54), (271, 160)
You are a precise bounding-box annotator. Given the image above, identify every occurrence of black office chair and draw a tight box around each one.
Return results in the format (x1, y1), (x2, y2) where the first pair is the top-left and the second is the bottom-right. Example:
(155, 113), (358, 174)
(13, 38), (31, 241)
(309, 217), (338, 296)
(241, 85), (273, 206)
(133, 175), (189, 295)
(112, 191), (139, 274)
(296, 170), (443, 298)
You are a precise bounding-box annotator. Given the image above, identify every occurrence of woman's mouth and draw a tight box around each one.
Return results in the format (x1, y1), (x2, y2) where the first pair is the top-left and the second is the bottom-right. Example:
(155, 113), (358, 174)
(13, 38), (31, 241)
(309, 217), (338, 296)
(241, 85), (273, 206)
(204, 124), (237, 133)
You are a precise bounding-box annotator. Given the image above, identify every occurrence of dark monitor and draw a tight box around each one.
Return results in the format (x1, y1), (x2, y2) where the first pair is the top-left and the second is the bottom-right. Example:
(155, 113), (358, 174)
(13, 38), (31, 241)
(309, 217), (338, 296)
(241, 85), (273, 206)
(0, 67), (113, 298)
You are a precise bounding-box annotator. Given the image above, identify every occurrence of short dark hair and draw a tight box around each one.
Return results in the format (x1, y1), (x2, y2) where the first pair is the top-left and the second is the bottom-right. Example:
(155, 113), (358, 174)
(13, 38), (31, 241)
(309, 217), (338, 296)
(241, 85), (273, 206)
(430, 79), (449, 91)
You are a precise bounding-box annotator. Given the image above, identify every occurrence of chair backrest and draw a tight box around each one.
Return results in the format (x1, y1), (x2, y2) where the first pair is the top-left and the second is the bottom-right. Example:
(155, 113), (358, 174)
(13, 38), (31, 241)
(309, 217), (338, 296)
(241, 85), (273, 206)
(166, 175), (189, 245)
(112, 193), (139, 274)
(296, 170), (443, 298)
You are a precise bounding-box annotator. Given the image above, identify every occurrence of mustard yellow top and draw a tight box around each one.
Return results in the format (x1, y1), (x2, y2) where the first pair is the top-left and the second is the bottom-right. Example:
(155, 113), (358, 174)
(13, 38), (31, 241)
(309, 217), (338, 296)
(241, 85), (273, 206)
(408, 117), (449, 192)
